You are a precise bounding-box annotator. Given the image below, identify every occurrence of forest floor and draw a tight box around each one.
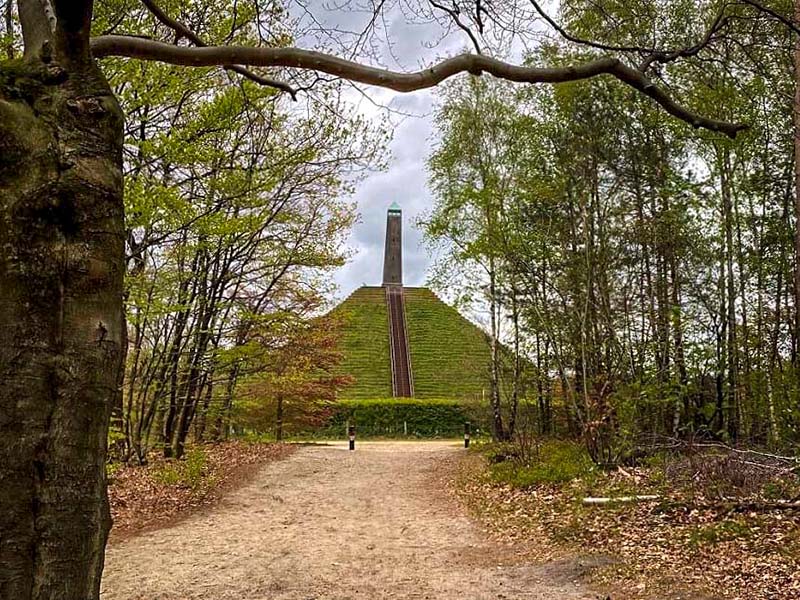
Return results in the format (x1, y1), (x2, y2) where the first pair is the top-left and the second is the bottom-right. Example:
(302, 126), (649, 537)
(461, 440), (800, 600)
(100, 441), (613, 600)
(107, 441), (296, 536)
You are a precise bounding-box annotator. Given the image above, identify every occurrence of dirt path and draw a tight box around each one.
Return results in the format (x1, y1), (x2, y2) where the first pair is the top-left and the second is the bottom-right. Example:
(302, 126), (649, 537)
(101, 442), (601, 600)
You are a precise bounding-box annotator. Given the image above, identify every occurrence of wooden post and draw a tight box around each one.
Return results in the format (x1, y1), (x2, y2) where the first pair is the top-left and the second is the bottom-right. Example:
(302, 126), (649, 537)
(464, 422), (471, 448)
(349, 424), (356, 451)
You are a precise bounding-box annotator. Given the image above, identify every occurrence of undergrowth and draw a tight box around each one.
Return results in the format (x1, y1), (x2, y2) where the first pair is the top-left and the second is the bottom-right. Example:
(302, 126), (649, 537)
(151, 447), (212, 490)
(486, 439), (597, 487)
(469, 435), (800, 599)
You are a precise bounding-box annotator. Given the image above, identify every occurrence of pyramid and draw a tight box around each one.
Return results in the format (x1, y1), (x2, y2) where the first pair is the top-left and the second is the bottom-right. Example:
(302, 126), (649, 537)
(332, 205), (493, 400)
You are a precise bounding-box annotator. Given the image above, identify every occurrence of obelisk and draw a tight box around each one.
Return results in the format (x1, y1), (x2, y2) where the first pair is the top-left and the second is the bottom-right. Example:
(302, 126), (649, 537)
(382, 202), (402, 286)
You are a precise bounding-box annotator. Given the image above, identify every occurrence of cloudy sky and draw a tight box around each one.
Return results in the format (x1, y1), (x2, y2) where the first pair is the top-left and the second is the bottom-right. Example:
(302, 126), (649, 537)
(293, 1), (471, 301)
(331, 91), (440, 297)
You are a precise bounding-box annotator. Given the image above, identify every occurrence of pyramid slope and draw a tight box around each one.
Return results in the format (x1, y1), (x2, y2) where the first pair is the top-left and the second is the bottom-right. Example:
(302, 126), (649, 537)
(332, 286), (393, 398)
(332, 286), (491, 400)
(404, 287), (490, 400)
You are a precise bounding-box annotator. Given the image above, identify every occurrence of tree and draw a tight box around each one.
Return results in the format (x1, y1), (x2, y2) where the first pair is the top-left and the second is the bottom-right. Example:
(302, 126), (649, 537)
(0, 0), (771, 597)
(425, 77), (525, 440)
(113, 40), (376, 461)
(238, 313), (353, 441)
(420, 0), (800, 464)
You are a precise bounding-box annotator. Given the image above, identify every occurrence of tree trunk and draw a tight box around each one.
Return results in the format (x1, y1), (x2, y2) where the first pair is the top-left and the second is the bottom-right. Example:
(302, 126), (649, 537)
(487, 257), (505, 441)
(670, 248), (689, 435)
(275, 393), (284, 442)
(794, 0), (800, 365)
(720, 150), (739, 441)
(507, 287), (520, 438)
(0, 57), (124, 599)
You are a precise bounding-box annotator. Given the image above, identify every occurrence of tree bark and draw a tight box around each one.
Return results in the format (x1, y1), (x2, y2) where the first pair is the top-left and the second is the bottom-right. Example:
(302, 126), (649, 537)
(507, 287), (520, 438)
(720, 149), (739, 441)
(794, 0), (800, 366)
(275, 393), (284, 442)
(488, 256), (505, 441)
(0, 54), (124, 599)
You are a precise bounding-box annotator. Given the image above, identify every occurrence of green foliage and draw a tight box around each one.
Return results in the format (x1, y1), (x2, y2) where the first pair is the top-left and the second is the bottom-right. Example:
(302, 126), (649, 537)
(482, 442), (521, 464)
(687, 519), (753, 548)
(151, 448), (210, 490)
(487, 440), (596, 488)
(762, 480), (799, 501)
(421, 14), (800, 452)
(105, 461), (124, 481)
(111, 0), (387, 460)
(320, 397), (482, 438)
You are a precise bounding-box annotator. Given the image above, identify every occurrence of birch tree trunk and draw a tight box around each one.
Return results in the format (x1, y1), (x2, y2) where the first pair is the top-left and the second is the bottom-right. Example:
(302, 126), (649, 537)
(793, 0), (800, 365)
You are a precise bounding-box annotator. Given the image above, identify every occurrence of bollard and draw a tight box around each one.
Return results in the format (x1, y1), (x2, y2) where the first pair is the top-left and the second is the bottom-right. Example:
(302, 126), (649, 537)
(464, 422), (471, 448)
(348, 424), (356, 451)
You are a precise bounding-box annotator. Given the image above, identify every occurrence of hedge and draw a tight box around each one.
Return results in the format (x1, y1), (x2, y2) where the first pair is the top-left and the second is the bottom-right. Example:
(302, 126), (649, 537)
(316, 397), (488, 439)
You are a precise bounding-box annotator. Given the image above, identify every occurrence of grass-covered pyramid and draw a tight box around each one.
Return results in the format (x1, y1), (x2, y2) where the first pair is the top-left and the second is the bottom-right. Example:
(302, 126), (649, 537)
(332, 285), (492, 400)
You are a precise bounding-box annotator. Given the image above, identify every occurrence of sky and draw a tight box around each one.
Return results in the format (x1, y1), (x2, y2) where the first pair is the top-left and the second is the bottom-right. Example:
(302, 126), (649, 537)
(292, 1), (470, 302)
(331, 91), (439, 298)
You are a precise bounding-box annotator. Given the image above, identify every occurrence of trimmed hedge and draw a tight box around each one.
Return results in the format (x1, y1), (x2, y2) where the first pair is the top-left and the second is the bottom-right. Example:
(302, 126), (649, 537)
(317, 398), (487, 438)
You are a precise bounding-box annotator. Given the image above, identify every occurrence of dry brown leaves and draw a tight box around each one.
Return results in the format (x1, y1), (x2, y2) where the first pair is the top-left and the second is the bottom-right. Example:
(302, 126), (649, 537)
(456, 456), (800, 600)
(108, 441), (295, 537)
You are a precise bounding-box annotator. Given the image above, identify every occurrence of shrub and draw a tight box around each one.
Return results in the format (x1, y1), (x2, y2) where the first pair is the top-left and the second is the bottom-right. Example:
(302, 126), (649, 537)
(484, 442), (520, 464)
(487, 439), (596, 488)
(315, 397), (485, 438)
(151, 447), (209, 490)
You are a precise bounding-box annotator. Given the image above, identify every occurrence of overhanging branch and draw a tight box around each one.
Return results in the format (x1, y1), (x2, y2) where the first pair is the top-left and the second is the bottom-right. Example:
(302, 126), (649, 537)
(90, 35), (748, 138)
(139, 0), (297, 98)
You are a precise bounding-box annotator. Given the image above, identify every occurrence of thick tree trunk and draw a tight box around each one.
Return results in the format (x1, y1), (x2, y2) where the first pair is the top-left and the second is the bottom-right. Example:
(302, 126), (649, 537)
(0, 56), (124, 599)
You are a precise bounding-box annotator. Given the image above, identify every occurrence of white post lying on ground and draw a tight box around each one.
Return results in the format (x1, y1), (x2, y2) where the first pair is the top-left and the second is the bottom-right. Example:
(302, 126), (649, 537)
(582, 495), (659, 505)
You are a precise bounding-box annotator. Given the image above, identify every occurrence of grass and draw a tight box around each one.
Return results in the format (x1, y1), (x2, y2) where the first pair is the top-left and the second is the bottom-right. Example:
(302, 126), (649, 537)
(404, 287), (493, 400)
(332, 286), (494, 400)
(486, 439), (597, 488)
(332, 287), (392, 398)
(687, 519), (754, 548)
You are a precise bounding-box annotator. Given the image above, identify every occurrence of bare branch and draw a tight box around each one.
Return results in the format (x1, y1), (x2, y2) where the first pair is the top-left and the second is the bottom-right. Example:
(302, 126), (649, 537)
(90, 35), (748, 138)
(139, 0), (298, 98)
(530, 0), (800, 75)
(637, 4), (731, 71)
(739, 0), (800, 35)
(428, 0), (482, 54)
(528, 0), (661, 56)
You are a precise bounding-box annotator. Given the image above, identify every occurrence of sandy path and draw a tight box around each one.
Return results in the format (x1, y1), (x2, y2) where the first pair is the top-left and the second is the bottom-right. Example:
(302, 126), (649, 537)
(101, 441), (599, 600)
